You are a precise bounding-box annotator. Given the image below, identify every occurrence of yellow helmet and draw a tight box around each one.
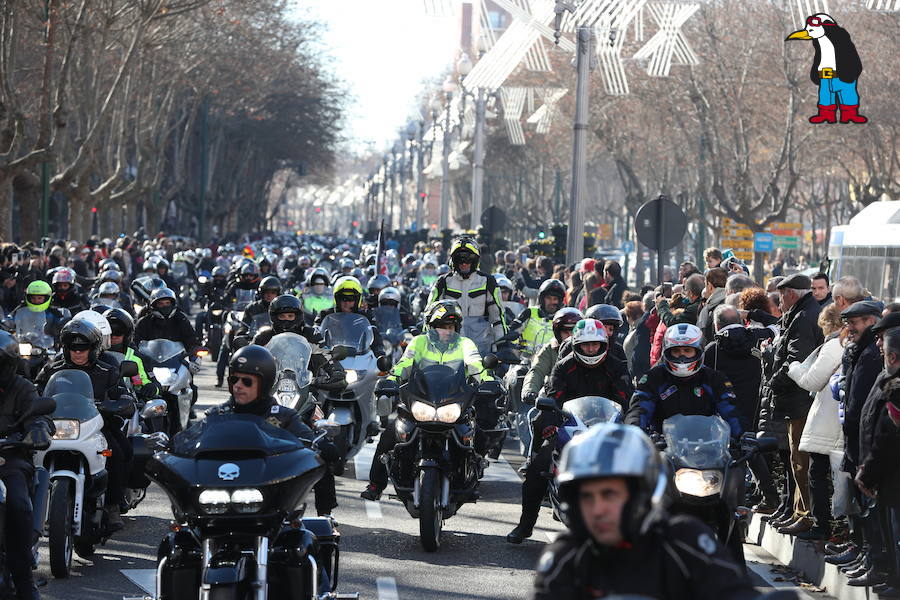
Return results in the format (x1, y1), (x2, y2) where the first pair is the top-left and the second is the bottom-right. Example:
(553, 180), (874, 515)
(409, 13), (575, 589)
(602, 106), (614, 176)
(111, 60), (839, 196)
(449, 236), (480, 273)
(333, 276), (363, 309)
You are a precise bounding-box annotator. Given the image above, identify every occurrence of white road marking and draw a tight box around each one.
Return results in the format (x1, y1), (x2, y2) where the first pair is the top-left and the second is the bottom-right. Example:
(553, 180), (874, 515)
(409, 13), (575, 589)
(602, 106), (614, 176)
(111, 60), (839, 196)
(365, 499), (383, 519)
(120, 569), (155, 595)
(376, 576), (400, 600)
(543, 530), (561, 543)
(742, 544), (817, 600)
(482, 455), (522, 484)
(353, 434), (379, 481)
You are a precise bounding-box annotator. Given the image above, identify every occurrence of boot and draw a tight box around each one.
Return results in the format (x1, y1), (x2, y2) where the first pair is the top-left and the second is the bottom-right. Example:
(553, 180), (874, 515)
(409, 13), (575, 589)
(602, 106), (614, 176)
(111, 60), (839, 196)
(847, 567), (888, 587)
(779, 517), (813, 535)
(752, 499), (779, 515)
(106, 505), (124, 532)
(507, 478), (544, 544)
(770, 514), (797, 529)
(809, 104), (837, 124)
(360, 483), (383, 501)
(506, 524), (533, 545)
(825, 541), (853, 555)
(214, 378), (223, 388)
(839, 105), (868, 124)
(825, 546), (860, 565)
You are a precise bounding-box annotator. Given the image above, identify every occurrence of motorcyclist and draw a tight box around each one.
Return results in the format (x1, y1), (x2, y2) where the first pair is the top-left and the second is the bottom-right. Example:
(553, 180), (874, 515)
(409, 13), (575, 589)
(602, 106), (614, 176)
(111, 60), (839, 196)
(0, 331), (54, 600)
(204, 344), (341, 516)
(521, 307), (583, 407)
(426, 236), (507, 356)
(508, 318), (633, 544)
(223, 261), (261, 304)
(376, 286), (417, 329)
(315, 276), (386, 358)
(530, 423), (757, 600)
(555, 304), (629, 369)
(101, 307), (161, 399)
(50, 268), (89, 315)
(35, 320), (135, 531)
(300, 268), (334, 322)
(364, 274), (391, 311)
(133, 288), (202, 372)
(194, 265), (229, 336)
(624, 323), (743, 437)
(154, 258), (181, 296)
(256, 256), (274, 277)
(360, 300), (492, 501)
(240, 275), (281, 331)
(502, 279), (565, 356)
(6, 280), (71, 341)
(494, 274), (525, 325)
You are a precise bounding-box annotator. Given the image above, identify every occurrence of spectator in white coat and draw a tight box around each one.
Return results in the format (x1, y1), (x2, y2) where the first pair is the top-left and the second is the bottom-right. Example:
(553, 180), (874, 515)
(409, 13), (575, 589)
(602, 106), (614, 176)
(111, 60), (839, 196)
(787, 302), (846, 541)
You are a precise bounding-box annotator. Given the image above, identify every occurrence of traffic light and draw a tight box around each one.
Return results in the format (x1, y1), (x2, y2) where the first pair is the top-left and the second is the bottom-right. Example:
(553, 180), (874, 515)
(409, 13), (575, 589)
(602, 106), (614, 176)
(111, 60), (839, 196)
(91, 207), (97, 213)
(315, 206), (321, 213)
(537, 230), (546, 239)
(352, 220), (359, 228)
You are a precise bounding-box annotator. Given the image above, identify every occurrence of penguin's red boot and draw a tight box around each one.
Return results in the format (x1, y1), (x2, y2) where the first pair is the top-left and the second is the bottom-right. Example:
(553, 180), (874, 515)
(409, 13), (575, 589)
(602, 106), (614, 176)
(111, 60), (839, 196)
(809, 104), (837, 124)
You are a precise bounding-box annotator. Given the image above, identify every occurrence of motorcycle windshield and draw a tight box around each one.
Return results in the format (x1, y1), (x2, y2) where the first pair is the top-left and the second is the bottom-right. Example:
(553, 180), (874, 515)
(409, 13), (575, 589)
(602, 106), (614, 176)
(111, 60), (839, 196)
(138, 340), (186, 365)
(45, 370), (98, 420)
(526, 321), (554, 354)
(250, 312), (270, 334)
(319, 312), (374, 355)
(561, 396), (623, 427)
(14, 310), (54, 349)
(95, 296), (122, 309)
(266, 333), (312, 388)
(372, 306), (403, 342)
(172, 262), (189, 280)
(234, 288), (255, 311)
(173, 413), (304, 457)
(663, 414), (731, 469)
(407, 361), (470, 407)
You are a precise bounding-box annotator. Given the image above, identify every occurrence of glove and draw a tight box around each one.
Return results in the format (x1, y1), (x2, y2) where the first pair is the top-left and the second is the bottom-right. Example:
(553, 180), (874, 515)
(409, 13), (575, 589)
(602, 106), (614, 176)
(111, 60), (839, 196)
(541, 425), (558, 440)
(23, 423), (52, 450)
(189, 359), (201, 375)
(523, 392), (538, 407)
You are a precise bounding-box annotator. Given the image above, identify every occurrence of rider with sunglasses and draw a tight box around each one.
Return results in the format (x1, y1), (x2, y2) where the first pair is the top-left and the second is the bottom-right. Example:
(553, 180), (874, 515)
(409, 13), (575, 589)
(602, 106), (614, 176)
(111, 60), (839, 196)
(205, 344), (341, 516)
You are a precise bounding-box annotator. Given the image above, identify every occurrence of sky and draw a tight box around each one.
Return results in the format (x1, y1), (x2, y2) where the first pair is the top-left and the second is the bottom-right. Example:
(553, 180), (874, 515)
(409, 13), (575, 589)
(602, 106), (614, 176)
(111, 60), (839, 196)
(293, 0), (460, 153)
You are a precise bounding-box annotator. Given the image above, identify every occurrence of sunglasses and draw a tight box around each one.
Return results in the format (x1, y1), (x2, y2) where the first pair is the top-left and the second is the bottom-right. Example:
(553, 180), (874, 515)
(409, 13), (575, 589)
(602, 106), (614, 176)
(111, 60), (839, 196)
(227, 375), (256, 387)
(806, 16), (834, 27)
(69, 345), (91, 352)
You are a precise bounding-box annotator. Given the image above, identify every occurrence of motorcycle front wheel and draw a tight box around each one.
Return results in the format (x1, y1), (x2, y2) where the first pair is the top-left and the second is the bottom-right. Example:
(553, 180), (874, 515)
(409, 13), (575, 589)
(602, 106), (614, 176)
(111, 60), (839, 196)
(48, 479), (74, 578)
(419, 468), (443, 552)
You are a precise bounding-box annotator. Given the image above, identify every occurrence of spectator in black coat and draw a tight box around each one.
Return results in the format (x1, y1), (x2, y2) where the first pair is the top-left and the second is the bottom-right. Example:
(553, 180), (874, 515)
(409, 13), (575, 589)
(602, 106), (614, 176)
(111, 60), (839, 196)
(768, 274), (823, 535)
(589, 260), (627, 309)
(696, 267), (728, 343)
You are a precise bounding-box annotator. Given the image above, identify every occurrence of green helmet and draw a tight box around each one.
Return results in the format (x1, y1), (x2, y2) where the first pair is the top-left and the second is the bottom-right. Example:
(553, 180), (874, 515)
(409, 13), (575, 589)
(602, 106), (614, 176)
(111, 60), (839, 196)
(26, 280), (52, 312)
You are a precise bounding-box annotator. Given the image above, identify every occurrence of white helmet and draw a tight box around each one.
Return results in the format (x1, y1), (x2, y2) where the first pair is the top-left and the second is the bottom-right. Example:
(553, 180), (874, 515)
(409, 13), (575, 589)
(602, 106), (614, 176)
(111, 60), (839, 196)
(72, 309), (112, 350)
(98, 281), (120, 297)
(493, 274), (514, 294)
(379, 286), (402, 305)
(662, 323), (705, 377)
(571, 318), (608, 366)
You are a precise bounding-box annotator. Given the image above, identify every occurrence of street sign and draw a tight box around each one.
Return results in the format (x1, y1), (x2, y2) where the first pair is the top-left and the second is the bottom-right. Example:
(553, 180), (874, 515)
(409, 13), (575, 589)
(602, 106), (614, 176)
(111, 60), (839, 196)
(598, 223), (613, 241)
(621, 240), (634, 254)
(634, 196), (688, 283)
(753, 232), (775, 252)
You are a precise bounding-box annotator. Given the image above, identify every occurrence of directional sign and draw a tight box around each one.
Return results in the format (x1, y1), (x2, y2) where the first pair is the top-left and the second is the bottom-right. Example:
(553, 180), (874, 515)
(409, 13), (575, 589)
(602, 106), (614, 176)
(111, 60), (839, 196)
(621, 240), (634, 254)
(753, 232), (775, 252)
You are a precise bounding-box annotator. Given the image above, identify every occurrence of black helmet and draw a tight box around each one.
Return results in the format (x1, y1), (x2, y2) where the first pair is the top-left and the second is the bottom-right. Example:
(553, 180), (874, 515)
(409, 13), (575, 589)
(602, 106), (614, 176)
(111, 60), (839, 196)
(60, 319), (103, 366)
(150, 287), (178, 319)
(449, 236), (480, 275)
(212, 266), (227, 280)
(258, 276), (282, 298)
(269, 294), (303, 334)
(104, 308), (135, 352)
(228, 344), (277, 398)
(585, 303), (624, 330)
(156, 257), (170, 272)
(557, 423), (667, 543)
(0, 330), (20, 387)
(240, 262), (260, 283)
(427, 300), (463, 332)
(552, 307), (583, 343)
(538, 279), (566, 311)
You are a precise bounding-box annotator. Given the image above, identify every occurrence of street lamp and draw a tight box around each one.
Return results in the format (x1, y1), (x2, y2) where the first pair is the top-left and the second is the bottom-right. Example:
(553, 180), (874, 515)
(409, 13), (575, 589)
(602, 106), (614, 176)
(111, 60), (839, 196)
(438, 77), (457, 231)
(457, 51), (486, 233)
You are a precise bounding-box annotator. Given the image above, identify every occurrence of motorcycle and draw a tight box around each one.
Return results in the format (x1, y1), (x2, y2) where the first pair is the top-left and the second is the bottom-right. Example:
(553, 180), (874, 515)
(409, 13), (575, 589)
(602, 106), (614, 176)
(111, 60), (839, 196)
(34, 369), (118, 577)
(203, 301), (226, 361)
(136, 340), (195, 435)
(660, 414), (776, 568)
(221, 288), (258, 357)
(535, 396), (623, 526)
(379, 330), (494, 552)
(11, 309), (58, 379)
(130, 275), (167, 314)
(371, 306), (404, 362)
(266, 333), (314, 414)
(172, 260), (195, 316)
(316, 312), (381, 469)
(146, 413), (357, 600)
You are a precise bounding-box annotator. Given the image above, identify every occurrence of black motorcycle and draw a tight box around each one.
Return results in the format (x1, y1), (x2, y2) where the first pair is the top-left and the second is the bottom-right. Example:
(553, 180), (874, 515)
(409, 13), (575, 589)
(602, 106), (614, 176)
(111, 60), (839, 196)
(380, 331), (493, 551)
(146, 413), (356, 600)
(203, 301), (227, 362)
(660, 414), (776, 568)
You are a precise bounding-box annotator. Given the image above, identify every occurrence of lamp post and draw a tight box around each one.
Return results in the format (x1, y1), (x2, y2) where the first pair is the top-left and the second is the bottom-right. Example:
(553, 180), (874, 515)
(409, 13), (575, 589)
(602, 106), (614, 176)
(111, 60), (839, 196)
(401, 122), (416, 232)
(457, 52), (486, 231)
(413, 120), (427, 233)
(438, 75), (457, 231)
(565, 24), (594, 264)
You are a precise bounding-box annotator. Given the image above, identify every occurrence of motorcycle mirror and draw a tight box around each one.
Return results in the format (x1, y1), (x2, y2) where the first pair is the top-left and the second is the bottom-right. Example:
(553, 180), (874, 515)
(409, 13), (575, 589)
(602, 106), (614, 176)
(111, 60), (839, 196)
(140, 399), (169, 419)
(535, 396), (557, 412)
(119, 360), (139, 378)
(16, 395), (56, 427)
(376, 355), (393, 373)
(482, 353), (499, 370)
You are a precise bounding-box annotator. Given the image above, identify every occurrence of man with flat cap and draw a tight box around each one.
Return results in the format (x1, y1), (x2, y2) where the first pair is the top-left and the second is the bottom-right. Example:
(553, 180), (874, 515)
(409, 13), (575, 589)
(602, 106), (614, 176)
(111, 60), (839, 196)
(767, 273), (824, 535)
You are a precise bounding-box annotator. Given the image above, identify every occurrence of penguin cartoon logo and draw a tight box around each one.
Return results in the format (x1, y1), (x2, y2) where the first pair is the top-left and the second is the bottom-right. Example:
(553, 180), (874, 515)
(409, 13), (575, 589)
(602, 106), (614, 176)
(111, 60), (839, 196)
(786, 13), (867, 125)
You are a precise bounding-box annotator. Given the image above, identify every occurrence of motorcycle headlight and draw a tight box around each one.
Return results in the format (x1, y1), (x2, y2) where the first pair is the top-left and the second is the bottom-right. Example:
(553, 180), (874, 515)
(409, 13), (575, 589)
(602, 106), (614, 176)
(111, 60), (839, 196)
(153, 367), (176, 387)
(410, 401), (437, 422)
(198, 489), (231, 514)
(436, 403), (462, 423)
(18, 343), (33, 357)
(277, 379), (297, 393)
(230, 488), (264, 514)
(674, 468), (723, 498)
(345, 370), (364, 384)
(211, 309), (223, 316)
(52, 419), (80, 440)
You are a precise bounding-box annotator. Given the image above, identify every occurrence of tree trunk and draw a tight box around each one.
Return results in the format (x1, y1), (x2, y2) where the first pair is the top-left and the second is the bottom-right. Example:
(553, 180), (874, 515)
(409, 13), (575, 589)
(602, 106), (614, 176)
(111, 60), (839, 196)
(0, 177), (12, 241)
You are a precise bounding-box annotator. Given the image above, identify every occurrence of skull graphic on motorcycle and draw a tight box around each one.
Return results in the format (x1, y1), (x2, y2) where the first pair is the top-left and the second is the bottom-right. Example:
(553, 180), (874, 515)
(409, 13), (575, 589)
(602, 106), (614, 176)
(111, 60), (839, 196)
(218, 463), (240, 481)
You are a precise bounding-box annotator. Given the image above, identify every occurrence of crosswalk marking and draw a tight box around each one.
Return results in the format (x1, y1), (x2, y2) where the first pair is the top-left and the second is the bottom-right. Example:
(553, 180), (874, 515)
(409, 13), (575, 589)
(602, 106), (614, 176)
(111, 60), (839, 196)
(353, 434), (379, 481)
(482, 455), (522, 484)
(376, 576), (400, 600)
(365, 499), (383, 519)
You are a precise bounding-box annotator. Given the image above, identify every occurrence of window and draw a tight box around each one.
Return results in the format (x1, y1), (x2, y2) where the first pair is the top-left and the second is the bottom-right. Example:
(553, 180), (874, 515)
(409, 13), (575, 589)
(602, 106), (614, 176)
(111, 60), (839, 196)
(488, 10), (506, 29)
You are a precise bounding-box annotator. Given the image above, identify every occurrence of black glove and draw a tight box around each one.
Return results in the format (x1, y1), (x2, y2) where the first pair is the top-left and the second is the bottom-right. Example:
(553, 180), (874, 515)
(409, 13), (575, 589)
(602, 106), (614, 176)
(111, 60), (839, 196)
(23, 423), (52, 450)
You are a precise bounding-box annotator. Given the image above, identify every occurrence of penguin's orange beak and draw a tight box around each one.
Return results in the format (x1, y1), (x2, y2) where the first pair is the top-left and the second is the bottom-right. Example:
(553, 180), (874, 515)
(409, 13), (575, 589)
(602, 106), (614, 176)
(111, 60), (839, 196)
(786, 29), (813, 41)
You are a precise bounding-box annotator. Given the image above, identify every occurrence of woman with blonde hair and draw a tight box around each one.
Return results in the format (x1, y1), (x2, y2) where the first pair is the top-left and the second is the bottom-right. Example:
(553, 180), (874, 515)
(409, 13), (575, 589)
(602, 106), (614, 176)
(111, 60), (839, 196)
(785, 302), (846, 540)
